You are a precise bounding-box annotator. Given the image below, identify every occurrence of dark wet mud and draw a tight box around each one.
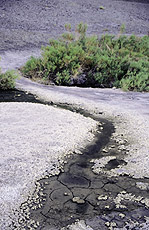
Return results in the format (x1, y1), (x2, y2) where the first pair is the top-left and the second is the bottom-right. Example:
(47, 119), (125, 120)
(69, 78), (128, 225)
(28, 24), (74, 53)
(0, 89), (42, 103)
(25, 123), (149, 230)
(1, 89), (149, 229)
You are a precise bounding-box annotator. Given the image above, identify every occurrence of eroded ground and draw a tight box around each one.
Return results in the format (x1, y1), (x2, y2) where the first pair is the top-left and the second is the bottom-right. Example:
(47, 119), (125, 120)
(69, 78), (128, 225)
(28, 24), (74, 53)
(0, 0), (149, 229)
(1, 90), (149, 230)
(18, 119), (149, 230)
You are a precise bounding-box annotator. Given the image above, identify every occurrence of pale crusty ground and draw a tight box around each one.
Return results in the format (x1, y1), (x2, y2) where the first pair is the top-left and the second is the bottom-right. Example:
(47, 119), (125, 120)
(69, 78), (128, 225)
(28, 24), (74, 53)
(16, 78), (148, 230)
(16, 76), (149, 179)
(61, 220), (94, 230)
(0, 102), (97, 229)
(0, 74), (148, 229)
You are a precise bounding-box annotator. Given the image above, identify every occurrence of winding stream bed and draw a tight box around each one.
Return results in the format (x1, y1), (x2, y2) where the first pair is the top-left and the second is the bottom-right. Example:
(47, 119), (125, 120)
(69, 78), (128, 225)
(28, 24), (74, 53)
(1, 89), (149, 230)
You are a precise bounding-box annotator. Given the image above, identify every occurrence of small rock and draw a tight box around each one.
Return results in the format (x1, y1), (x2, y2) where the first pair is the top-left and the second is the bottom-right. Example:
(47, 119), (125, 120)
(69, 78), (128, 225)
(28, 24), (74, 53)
(105, 222), (110, 227)
(102, 148), (108, 153)
(44, 181), (49, 185)
(74, 149), (83, 155)
(64, 193), (69, 196)
(119, 213), (125, 218)
(97, 195), (108, 201)
(72, 197), (85, 204)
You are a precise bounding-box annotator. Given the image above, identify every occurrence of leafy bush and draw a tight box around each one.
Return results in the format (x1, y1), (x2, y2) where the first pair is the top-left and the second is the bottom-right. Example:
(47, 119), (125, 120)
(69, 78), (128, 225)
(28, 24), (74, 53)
(0, 68), (18, 90)
(120, 59), (149, 91)
(21, 23), (149, 91)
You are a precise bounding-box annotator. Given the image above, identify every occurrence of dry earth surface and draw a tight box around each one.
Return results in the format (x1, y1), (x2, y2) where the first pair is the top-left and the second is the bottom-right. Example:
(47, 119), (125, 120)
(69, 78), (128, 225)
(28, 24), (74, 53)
(0, 0), (149, 229)
(14, 78), (149, 230)
(0, 100), (97, 229)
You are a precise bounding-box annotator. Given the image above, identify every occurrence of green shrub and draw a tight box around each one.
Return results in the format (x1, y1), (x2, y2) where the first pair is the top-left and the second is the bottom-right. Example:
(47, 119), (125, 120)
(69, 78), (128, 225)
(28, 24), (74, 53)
(21, 23), (149, 91)
(120, 59), (149, 91)
(0, 69), (18, 90)
(120, 72), (149, 92)
(21, 56), (43, 79)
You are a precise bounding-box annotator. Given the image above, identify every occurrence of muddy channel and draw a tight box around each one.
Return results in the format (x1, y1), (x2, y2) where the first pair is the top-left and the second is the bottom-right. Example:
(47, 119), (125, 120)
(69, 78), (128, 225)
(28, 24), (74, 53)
(0, 89), (149, 230)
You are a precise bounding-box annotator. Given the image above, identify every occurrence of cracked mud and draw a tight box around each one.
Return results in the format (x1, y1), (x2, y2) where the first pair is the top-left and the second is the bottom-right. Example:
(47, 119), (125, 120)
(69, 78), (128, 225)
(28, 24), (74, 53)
(1, 90), (149, 230)
(21, 125), (149, 230)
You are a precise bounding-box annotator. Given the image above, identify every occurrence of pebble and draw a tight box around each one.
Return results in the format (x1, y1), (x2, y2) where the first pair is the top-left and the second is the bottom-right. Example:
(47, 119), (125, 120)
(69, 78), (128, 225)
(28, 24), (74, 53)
(74, 149), (83, 155)
(119, 213), (125, 218)
(72, 197), (85, 204)
(64, 193), (69, 196)
(97, 195), (108, 201)
(102, 148), (108, 153)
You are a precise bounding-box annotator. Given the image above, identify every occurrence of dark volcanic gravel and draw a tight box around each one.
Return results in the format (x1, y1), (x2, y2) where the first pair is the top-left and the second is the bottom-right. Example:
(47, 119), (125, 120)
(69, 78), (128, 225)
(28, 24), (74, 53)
(0, 0), (149, 52)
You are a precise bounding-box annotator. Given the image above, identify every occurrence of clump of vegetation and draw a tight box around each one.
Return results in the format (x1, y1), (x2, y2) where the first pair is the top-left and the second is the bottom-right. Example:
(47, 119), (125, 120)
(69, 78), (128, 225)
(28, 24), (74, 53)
(0, 63), (18, 90)
(99, 6), (105, 10)
(21, 23), (149, 91)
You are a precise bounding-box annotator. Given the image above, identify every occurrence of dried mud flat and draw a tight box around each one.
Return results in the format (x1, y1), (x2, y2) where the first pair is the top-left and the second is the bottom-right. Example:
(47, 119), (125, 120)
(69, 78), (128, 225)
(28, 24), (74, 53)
(0, 0), (149, 229)
(13, 79), (149, 230)
(0, 83), (148, 230)
(0, 90), (97, 230)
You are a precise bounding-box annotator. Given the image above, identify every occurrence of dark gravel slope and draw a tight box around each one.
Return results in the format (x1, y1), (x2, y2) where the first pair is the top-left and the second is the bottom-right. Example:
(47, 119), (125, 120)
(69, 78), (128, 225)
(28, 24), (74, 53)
(0, 0), (149, 52)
